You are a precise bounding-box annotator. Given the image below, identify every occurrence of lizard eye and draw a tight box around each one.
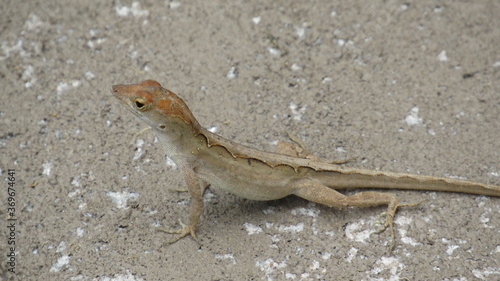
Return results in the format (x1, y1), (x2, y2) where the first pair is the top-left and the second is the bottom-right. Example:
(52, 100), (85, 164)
(134, 98), (149, 111)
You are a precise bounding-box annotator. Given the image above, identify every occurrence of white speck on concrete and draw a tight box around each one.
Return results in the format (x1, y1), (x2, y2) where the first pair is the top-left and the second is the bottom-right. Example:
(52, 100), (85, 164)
(345, 219), (372, 244)
(56, 241), (66, 253)
(106, 191), (139, 209)
(366, 256), (404, 280)
(226, 66), (238, 79)
(446, 244), (460, 255)
(472, 267), (500, 280)
(50, 255), (70, 272)
(346, 247), (358, 263)
(115, 1), (149, 17)
(22, 64), (36, 88)
(96, 270), (145, 281)
(263, 206), (276, 214)
(84, 70), (95, 80)
(42, 162), (53, 176)
(56, 80), (81, 97)
(289, 102), (307, 121)
(132, 139), (145, 160)
(276, 223), (304, 233)
(291, 205), (320, 234)
(437, 50), (448, 62)
(335, 38), (346, 47)
(404, 106), (423, 126)
(488, 171), (500, 177)
(256, 258), (287, 279)
(290, 63), (302, 71)
(215, 253), (237, 265)
(87, 38), (106, 49)
(399, 228), (421, 246)
(291, 207), (319, 218)
(268, 47), (281, 56)
(25, 14), (43, 30)
(169, 1), (181, 9)
(295, 24), (307, 38)
(321, 252), (332, 260)
(322, 77), (333, 83)
(68, 189), (81, 198)
(244, 222), (263, 235)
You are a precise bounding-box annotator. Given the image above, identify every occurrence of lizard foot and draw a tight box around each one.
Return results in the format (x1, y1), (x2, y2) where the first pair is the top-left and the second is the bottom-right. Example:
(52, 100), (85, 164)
(158, 219), (198, 245)
(371, 199), (425, 251)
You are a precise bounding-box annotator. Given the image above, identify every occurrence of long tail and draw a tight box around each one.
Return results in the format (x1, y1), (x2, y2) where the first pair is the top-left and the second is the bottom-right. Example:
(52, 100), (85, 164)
(317, 168), (500, 197)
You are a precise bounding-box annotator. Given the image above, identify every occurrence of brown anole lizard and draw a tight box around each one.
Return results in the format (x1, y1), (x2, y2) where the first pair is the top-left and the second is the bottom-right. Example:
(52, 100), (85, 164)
(111, 80), (500, 250)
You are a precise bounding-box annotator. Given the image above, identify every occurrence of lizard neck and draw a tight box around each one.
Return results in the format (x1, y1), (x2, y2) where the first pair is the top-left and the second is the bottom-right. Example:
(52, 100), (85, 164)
(152, 117), (204, 163)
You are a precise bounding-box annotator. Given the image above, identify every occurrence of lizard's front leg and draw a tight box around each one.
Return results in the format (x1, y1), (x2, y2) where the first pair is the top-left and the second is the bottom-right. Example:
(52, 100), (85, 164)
(291, 178), (421, 250)
(160, 164), (205, 244)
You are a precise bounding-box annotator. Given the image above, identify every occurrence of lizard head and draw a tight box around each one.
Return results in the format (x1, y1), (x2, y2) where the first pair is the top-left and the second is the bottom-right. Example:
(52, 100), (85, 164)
(111, 80), (201, 132)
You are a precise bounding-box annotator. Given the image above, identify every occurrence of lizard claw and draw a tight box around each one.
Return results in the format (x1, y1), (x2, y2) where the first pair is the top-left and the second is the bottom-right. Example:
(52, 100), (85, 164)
(370, 219), (395, 251)
(158, 219), (198, 245)
(371, 200), (425, 251)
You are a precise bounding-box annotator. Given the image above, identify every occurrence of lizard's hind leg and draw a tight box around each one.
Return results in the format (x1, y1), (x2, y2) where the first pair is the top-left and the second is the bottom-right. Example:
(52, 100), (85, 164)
(291, 178), (421, 251)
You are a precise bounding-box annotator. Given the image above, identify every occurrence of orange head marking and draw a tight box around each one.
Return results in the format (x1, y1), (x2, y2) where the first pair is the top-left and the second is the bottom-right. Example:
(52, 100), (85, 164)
(112, 80), (199, 126)
(139, 80), (162, 87)
(155, 88), (198, 124)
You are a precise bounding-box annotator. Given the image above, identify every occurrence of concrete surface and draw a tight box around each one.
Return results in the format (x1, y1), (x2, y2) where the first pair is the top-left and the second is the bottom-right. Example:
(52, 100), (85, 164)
(1, 0), (499, 280)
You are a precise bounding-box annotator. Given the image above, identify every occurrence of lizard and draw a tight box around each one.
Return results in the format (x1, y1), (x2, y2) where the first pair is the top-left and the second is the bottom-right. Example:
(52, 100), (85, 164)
(111, 80), (500, 250)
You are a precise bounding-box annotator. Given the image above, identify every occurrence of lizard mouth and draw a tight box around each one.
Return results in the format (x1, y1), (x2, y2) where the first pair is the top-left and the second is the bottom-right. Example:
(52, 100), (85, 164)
(111, 85), (121, 96)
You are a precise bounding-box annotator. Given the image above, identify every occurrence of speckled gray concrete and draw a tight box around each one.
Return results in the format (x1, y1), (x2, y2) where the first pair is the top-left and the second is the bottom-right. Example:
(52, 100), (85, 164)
(1, 1), (499, 280)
